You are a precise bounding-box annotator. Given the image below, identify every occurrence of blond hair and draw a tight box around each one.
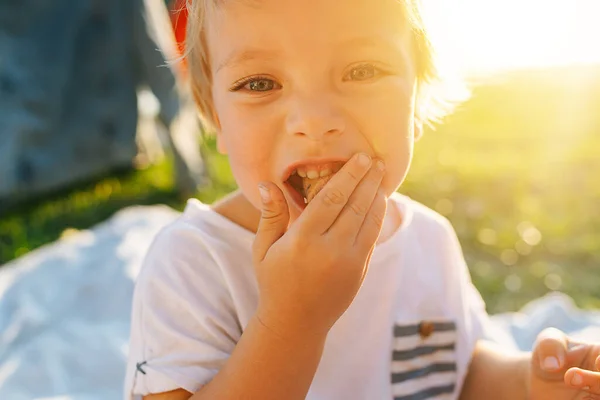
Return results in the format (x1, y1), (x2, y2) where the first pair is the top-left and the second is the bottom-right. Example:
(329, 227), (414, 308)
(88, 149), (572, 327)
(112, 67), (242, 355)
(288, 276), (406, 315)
(183, 0), (460, 131)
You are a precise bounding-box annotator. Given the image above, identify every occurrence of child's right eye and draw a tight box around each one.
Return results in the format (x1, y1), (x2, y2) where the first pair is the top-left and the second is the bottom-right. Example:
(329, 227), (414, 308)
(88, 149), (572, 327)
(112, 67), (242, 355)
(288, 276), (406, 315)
(230, 76), (282, 92)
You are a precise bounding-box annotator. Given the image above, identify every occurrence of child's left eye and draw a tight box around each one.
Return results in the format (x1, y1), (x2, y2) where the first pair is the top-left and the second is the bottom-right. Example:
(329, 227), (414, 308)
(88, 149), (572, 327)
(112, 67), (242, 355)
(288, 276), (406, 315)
(343, 64), (381, 82)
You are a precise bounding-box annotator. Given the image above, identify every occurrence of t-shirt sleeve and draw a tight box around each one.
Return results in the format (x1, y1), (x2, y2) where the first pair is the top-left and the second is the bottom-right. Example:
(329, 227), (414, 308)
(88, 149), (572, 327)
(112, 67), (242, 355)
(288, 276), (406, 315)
(124, 223), (242, 399)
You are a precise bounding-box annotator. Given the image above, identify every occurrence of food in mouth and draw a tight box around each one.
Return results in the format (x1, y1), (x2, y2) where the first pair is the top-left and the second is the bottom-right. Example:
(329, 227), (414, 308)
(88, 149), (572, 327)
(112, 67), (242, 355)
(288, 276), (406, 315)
(287, 161), (344, 204)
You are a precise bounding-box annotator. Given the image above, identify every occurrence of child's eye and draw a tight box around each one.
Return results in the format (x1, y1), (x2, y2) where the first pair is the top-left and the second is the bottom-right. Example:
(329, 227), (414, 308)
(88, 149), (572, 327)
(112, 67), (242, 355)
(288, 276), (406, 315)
(230, 76), (282, 92)
(343, 64), (381, 82)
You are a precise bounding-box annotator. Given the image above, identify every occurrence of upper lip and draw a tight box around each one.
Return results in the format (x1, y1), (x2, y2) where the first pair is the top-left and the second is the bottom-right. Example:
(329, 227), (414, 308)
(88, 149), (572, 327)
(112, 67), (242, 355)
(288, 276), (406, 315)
(281, 157), (349, 182)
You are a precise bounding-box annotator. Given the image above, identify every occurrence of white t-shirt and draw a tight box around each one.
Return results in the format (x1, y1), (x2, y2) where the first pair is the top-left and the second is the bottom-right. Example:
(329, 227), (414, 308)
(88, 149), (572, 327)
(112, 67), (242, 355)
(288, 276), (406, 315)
(124, 193), (489, 400)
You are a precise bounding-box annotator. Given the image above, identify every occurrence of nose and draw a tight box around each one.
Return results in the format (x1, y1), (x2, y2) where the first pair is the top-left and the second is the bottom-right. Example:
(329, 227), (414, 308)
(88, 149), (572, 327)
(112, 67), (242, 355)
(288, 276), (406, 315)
(285, 92), (346, 140)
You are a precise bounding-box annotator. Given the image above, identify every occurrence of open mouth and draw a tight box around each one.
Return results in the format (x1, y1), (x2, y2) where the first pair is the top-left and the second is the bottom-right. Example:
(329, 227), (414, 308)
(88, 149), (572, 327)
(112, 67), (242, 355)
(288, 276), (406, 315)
(284, 161), (345, 207)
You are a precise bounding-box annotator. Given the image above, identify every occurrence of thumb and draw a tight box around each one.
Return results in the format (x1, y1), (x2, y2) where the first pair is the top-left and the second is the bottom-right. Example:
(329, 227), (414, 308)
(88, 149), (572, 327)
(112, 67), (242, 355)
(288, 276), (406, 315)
(532, 328), (571, 380)
(252, 182), (289, 262)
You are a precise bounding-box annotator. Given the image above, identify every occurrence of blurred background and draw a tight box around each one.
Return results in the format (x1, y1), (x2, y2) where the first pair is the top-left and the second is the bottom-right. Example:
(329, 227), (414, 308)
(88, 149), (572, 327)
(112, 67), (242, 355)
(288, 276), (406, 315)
(0, 0), (599, 314)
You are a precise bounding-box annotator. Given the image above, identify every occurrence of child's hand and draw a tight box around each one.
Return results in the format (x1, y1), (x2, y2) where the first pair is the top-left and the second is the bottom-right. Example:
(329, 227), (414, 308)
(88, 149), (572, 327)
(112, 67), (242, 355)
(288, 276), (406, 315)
(531, 327), (600, 399)
(252, 153), (386, 340)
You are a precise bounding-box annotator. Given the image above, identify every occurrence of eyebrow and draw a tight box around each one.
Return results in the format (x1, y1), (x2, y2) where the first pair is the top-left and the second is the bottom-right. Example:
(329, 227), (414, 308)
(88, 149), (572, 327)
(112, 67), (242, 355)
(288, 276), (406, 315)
(216, 49), (283, 73)
(340, 35), (410, 53)
(216, 35), (408, 73)
(341, 36), (390, 48)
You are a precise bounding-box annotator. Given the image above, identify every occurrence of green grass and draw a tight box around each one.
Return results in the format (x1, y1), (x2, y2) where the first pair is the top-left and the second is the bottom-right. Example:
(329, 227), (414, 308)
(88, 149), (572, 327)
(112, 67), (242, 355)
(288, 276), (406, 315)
(1, 65), (600, 313)
(0, 163), (180, 261)
(402, 65), (600, 313)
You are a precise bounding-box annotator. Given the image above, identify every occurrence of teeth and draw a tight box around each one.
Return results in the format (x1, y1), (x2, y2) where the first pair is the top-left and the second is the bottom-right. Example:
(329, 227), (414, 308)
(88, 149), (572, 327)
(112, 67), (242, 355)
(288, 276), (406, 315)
(306, 170), (319, 179)
(293, 162), (342, 180)
(319, 168), (332, 177)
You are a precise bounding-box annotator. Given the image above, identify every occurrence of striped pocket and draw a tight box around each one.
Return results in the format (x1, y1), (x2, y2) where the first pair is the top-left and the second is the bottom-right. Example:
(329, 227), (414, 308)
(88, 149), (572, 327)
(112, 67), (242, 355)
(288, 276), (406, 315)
(391, 320), (458, 400)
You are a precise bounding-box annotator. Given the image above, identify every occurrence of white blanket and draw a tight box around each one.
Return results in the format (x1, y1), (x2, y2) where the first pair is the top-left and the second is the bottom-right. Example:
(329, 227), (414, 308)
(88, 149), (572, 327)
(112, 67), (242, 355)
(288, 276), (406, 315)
(1, 206), (598, 400)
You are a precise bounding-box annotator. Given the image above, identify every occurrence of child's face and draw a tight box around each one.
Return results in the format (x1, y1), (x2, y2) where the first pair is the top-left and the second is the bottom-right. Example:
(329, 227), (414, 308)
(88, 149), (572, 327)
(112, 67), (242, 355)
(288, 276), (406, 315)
(207, 0), (418, 223)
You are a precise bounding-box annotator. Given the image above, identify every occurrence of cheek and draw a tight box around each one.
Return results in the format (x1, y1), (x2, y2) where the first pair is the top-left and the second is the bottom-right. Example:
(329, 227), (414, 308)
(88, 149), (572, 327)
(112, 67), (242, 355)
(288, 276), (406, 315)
(350, 84), (415, 193)
(382, 135), (413, 195)
(226, 149), (270, 211)
(225, 135), (273, 188)
(215, 94), (281, 154)
(216, 105), (282, 208)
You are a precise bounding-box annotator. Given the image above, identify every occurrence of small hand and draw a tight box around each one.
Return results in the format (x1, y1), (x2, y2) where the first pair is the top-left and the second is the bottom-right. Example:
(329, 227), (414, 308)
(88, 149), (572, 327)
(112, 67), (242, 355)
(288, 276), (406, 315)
(531, 328), (600, 399)
(252, 153), (387, 339)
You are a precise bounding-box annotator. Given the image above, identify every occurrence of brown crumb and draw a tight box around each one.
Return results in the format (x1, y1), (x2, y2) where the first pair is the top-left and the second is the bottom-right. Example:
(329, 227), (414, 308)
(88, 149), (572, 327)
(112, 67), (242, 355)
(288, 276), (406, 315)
(303, 174), (334, 203)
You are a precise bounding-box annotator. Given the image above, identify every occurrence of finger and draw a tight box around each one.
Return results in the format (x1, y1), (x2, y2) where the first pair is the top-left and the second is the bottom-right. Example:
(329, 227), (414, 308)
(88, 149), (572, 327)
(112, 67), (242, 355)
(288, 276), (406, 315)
(565, 367), (600, 394)
(596, 355), (600, 371)
(362, 246), (376, 280)
(354, 189), (387, 252)
(252, 182), (290, 262)
(299, 153), (372, 234)
(532, 328), (568, 378)
(328, 159), (385, 240)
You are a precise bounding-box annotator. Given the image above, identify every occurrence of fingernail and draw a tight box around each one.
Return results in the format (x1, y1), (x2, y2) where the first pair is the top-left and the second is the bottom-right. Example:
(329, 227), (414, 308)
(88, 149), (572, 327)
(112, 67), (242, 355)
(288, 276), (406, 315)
(376, 160), (385, 172)
(357, 153), (371, 166)
(258, 185), (271, 203)
(543, 356), (559, 370)
(571, 372), (583, 386)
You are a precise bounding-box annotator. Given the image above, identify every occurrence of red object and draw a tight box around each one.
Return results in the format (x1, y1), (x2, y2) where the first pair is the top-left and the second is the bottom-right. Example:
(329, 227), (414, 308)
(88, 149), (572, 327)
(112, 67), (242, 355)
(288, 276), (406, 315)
(168, 0), (189, 75)
(170, 0), (188, 53)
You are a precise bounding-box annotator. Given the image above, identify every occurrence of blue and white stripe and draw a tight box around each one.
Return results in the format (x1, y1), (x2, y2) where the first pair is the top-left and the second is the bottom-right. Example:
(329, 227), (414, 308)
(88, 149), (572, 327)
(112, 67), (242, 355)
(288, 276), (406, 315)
(391, 321), (458, 400)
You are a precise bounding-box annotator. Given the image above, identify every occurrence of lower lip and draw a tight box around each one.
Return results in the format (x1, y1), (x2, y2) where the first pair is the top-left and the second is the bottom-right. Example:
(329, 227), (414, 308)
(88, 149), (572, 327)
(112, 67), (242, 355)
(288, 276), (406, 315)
(283, 182), (307, 212)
